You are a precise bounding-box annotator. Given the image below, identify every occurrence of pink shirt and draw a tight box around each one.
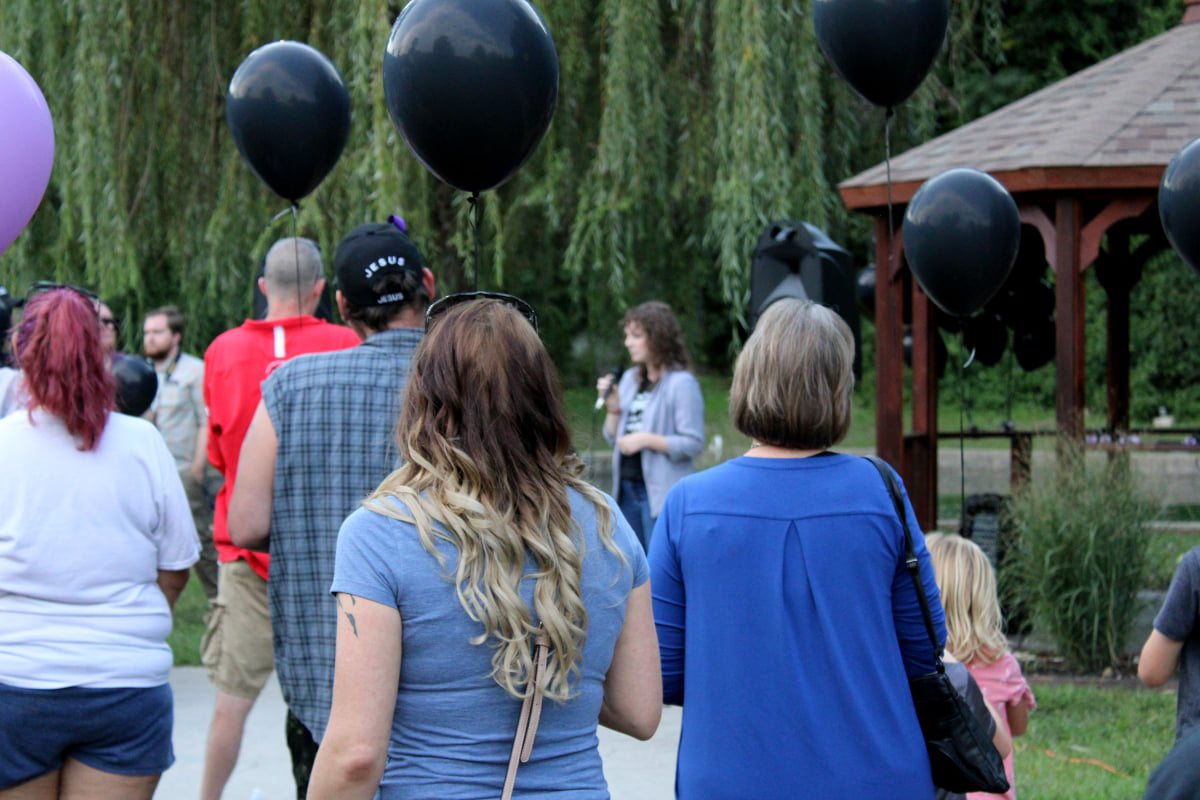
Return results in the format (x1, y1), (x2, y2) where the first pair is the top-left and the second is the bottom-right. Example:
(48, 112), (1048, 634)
(966, 651), (1036, 800)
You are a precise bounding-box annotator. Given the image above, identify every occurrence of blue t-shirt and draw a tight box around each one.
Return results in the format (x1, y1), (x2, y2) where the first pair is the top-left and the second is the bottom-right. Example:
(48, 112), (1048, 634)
(332, 487), (648, 800)
(649, 453), (945, 800)
(1154, 546), (1200, 741)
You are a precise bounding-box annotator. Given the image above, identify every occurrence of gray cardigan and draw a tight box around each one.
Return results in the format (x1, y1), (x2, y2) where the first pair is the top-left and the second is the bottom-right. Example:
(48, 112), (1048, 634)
(604, 367), (705, 517)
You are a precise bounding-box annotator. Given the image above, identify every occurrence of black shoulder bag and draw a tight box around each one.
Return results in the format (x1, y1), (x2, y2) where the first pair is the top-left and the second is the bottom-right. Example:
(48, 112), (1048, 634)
(865, 455), (1010, 795)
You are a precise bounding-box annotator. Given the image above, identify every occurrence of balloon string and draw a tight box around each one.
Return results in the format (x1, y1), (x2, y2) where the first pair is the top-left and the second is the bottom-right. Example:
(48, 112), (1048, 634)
(468, 191), (481, 291)
(885, 106), (895, 278)
(884, 106), (906, 477)
(1005, 340), (1015, 424)
(290, 204), (301, 330)
(958, 329), (968, 534)
(884, 105), (901, 392)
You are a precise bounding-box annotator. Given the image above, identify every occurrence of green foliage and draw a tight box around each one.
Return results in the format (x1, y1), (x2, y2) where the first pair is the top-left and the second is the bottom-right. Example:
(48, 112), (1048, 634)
(1003, 444), (1159, 671)
(0, 0), (1192, 420)
(1145, 528), (1200, 591)
(564, 0), (671, 331)
(1124, 254), (1200, 421)
(0, 0), (1008, 368)
(948, 0), (1184, 120)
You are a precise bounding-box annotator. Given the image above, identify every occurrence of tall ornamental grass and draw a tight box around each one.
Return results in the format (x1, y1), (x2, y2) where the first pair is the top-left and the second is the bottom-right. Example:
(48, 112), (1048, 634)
(1002, 444), (1158, 672)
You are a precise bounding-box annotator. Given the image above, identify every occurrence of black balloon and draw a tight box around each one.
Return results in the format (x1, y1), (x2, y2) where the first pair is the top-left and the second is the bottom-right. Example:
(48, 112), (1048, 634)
(227, 41), (351, 203)
(961, 313), (1007, 367)
(1008, 224), (1050, 286)
(935, 307), (965, 333)
(814, 0), (949, 109)
(987, 230), (1049, 327)
(112, 355), (158, 417)
(857, 264), (876, 318)
(1159, 136), (1200, 275)
(903, 168), (1021, 319)
(1012, 316), (1056, 372)
(383, 0), (559, 193)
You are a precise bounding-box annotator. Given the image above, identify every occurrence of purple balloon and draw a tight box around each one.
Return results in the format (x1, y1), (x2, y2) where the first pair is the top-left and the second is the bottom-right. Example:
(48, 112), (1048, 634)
(0, 51), (54, 256)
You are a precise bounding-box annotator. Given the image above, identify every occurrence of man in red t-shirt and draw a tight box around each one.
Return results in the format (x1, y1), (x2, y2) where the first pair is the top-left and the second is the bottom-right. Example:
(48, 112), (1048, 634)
(199, 237), (359, 800)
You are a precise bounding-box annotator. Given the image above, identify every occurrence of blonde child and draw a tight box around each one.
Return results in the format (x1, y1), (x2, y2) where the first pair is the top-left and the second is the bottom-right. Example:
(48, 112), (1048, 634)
(926, 533), (1036, 800)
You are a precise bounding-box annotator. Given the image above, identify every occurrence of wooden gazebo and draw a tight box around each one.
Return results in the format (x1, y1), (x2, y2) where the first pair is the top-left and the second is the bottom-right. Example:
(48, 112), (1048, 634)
(839, 0), (1200, 529)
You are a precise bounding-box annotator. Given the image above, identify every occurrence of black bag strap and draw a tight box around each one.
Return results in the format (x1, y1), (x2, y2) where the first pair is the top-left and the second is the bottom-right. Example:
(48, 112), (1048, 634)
(864, 455), (944, 672)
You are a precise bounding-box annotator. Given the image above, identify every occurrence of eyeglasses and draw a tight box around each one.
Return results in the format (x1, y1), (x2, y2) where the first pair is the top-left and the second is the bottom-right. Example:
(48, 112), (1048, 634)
(26, 280), (101, 307)
(425, 292), (539, 334)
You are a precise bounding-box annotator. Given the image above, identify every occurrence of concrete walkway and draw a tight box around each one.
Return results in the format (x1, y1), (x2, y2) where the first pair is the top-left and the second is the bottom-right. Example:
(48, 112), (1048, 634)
(158, 667), (681, 800)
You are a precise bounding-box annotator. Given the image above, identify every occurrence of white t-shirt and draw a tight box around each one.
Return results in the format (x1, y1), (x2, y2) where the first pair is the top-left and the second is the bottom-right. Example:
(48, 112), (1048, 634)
(0, 408), (199, 688)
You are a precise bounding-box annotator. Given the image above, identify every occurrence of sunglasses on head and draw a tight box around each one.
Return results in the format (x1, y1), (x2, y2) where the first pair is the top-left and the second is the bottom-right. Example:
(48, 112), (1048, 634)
(425, 292), (539, 334)
(26, 280), (101, 307)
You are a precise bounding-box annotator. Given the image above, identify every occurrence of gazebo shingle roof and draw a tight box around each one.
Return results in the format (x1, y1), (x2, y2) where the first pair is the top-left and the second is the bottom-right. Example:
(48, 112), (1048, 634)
(839, 9), (1200, 207)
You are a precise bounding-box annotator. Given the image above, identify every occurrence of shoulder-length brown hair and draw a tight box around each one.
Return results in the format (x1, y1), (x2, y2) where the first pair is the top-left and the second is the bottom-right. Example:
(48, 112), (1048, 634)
(730, 299), (855, 450)
(368, 298), (622, 702)
(15, 288), (115, 450)
(622, 301), (691, 377)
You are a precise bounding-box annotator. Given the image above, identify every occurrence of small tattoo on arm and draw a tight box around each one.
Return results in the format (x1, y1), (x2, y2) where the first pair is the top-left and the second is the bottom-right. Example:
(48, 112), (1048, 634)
(338, 595), (359, 637)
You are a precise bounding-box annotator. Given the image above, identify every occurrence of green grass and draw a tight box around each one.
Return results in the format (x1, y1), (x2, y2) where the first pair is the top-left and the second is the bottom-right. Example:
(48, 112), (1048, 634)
(169, 576), (209, 667)
(1019, 683), (1175, 799)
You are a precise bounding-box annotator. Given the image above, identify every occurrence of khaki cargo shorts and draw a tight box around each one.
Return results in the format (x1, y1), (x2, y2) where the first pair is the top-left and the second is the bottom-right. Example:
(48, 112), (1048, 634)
(200, 559), (274, 698)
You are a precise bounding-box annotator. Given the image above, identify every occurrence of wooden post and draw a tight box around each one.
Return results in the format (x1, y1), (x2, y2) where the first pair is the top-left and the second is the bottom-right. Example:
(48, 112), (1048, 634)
(1054, 198), (1085, 445)
(1098, 232), (1132, 475)
(874, 216), (905, 473)
(907, 282), (938, 530)
(1010, 433), (1033, 491)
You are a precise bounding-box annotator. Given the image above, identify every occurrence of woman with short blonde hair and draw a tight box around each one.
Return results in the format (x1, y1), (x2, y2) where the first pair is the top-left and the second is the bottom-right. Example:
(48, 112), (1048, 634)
(650, 297), (946, 799)
(730, 300), (854, 450)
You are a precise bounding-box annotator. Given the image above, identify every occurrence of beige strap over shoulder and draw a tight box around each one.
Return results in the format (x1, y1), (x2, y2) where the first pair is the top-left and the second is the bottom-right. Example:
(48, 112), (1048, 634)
(502, 629), (551, 800)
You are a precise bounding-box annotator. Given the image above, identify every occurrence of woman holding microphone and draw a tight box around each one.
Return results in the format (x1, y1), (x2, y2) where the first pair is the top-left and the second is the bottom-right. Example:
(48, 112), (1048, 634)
(597, 301), (704, 551)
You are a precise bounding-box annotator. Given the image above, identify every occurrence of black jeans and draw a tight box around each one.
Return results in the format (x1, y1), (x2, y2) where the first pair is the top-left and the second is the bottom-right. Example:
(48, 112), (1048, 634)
(286, 708), (319, 800)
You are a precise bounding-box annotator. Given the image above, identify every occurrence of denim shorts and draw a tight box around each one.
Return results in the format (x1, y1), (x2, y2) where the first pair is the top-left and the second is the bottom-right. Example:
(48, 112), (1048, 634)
(0, 681), (174, 788)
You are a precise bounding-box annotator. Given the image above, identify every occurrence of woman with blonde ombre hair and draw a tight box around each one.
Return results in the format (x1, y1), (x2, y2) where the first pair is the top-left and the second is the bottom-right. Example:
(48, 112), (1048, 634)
(308, 295), (661, 800)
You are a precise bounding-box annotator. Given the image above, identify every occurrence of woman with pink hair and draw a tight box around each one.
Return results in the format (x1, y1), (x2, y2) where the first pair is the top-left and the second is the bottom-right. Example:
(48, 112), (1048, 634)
(0, 287), (198, 799)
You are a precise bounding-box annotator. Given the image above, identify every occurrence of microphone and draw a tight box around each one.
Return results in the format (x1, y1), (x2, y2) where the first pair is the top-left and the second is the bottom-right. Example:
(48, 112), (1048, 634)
(594, 365), (624, 411)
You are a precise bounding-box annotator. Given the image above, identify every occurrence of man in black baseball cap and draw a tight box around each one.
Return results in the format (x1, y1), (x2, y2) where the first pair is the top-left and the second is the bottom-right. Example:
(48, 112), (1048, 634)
(224, 218), (434, 797)
(332, 219), (428, 312)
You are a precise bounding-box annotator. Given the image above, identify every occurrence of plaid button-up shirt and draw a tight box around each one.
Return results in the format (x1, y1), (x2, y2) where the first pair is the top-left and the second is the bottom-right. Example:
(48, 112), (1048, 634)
(261, 327), (423, 741)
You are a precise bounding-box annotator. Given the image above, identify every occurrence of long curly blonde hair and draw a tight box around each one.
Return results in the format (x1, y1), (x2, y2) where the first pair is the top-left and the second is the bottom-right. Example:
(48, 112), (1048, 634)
(366, 298), (621, 701)
(925, 533), (1008, 665)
